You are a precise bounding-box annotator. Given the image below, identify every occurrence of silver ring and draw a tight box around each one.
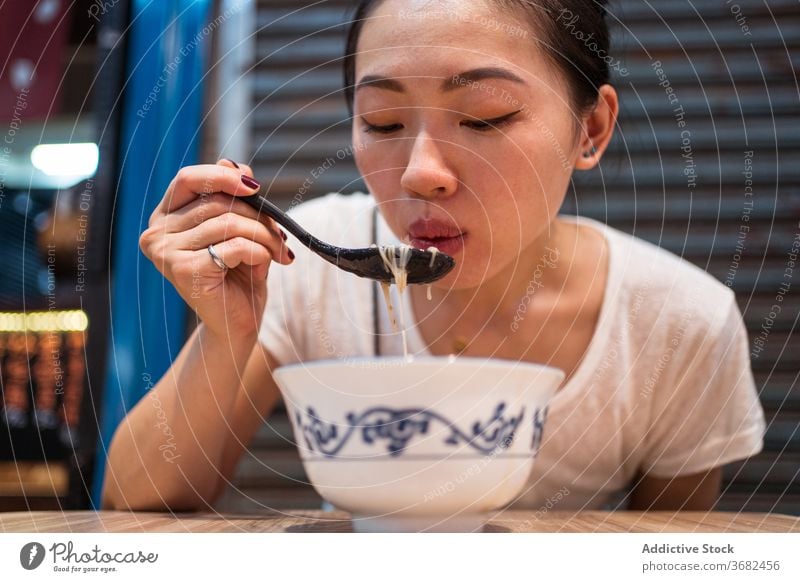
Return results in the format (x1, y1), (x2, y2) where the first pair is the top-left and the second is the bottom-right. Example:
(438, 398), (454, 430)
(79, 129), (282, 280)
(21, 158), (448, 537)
(207, 244), (229, 271)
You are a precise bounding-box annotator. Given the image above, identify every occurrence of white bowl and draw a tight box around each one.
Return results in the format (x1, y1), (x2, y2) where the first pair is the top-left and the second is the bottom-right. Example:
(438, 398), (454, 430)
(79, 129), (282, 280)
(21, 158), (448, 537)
(273, 356), (564, 532)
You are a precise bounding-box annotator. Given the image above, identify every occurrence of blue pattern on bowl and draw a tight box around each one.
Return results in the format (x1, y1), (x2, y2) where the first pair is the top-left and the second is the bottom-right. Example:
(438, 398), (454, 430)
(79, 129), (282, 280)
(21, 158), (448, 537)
(294, 402), (548, 458)
(531, 406), (549, 458)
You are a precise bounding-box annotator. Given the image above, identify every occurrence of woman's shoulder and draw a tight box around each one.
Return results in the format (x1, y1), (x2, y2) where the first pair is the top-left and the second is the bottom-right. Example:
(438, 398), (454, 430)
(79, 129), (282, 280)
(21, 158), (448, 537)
(613, 224), (732, 298)
(573, 215), (738, 338)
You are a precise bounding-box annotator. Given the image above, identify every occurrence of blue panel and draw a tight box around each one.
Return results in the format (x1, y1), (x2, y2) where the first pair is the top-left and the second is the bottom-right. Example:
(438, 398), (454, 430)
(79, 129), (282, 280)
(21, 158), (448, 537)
(92, 0), (212, 505)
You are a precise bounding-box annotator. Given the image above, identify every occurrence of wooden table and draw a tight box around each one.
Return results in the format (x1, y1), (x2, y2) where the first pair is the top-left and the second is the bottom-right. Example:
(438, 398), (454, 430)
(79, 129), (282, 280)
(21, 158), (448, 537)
(1, 510), (798, 533)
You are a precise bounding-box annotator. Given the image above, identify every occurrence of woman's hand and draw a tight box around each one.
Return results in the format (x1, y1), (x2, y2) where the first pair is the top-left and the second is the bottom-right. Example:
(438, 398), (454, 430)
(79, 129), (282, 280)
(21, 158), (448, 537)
(140, 160), (293, 339)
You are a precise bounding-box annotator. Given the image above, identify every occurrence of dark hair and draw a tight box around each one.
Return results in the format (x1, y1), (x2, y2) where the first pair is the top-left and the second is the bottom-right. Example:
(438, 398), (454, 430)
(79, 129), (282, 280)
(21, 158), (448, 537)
(343, 0), (611, 116)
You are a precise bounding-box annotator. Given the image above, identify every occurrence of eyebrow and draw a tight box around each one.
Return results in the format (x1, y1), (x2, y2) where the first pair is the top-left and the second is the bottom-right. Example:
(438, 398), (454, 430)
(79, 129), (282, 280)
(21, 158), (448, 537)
(355, 67), (527, 94)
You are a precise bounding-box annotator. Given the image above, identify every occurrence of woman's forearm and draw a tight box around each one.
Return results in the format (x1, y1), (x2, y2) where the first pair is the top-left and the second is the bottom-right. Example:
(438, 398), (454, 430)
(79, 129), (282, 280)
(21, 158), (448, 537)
(101, 324), (257, 510)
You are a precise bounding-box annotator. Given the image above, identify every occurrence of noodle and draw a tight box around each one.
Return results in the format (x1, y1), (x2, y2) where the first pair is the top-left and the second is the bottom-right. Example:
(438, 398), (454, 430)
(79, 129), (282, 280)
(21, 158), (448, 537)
(380, 281), (395, 330)
(427, 246), (439, 268)
(377, 244), (414, 358)
(426, 248), (438, 301)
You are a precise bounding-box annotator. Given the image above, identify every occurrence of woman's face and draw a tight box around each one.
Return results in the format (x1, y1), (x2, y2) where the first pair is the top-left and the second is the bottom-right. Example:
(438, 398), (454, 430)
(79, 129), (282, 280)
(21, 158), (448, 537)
(352, 0), (585, 289)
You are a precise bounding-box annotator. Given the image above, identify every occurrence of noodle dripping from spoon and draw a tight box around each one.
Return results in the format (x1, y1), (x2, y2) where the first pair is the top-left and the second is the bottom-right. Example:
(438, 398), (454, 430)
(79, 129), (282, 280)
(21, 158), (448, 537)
(375, 244), (417, 359)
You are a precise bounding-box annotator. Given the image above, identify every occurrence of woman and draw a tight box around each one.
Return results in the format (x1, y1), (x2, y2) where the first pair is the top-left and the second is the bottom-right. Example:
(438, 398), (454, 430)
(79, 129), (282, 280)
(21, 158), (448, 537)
(103, 0), (765, 513)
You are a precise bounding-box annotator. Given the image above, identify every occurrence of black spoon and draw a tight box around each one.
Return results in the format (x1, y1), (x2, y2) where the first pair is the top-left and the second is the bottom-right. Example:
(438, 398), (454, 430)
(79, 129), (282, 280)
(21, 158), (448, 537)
(241, 192), (456, 284)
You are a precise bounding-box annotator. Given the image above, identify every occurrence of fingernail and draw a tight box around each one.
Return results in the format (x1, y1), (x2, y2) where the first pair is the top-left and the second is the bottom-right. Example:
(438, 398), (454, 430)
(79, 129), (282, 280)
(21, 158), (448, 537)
(224, 158), (240, 169)
(280, 229), (287, 241)
(241, 175), (260, 190)
(287, 248), (295, 261)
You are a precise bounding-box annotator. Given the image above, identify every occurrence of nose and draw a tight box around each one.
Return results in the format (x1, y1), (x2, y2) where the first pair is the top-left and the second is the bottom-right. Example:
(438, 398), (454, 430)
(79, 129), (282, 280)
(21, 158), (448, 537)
(400, 132), (459, 200)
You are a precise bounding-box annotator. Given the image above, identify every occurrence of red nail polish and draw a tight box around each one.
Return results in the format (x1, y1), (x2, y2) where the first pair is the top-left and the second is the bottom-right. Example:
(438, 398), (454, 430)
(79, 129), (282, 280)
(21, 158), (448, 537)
(241, 175), (260, 190)
(280, 230), (287, 241)
(224, 158), (240, 169)
(288, 248), (295, 261)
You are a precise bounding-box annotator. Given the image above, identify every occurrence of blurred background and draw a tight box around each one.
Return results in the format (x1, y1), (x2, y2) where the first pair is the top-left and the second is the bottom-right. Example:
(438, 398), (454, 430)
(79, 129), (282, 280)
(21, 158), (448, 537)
(0, 0), (797, 515)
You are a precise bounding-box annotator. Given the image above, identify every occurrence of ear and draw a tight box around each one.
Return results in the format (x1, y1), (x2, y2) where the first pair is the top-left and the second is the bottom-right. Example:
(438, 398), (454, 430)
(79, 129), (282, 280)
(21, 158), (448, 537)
(574, 84), (619, 170)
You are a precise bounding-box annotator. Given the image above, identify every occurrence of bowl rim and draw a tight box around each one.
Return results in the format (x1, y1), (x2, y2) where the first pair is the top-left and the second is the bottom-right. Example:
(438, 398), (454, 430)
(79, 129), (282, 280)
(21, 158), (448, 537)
(274, 355), (566, 382)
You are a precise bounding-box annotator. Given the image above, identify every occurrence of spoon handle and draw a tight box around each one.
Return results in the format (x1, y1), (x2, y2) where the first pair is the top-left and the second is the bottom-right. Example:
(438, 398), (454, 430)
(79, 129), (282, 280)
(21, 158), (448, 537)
(240, 193), (335, 255)
(239, 191), (455, 284)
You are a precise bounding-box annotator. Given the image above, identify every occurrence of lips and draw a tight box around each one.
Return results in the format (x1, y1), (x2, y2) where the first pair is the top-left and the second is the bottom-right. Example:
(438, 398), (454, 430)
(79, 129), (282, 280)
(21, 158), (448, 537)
(407, 218), (466, 255)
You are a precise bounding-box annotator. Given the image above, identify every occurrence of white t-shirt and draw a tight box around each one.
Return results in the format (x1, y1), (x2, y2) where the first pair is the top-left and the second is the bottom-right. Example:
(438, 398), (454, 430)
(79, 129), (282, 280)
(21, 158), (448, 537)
(259, 192), (766, 510)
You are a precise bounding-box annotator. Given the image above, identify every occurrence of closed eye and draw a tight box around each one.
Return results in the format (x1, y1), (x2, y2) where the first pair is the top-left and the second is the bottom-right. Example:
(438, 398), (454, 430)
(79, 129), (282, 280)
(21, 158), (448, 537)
(361, 109), (523, 134)
(362, 120), (403, 134)
(462, 110), (522, 131)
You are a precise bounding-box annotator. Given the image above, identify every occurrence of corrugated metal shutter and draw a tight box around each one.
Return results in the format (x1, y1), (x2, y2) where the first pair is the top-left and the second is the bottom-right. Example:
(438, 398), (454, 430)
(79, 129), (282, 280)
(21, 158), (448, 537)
(250, 0), (360, 201)
(217, 0), (800, 514)
(572, 0), (800, 515)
